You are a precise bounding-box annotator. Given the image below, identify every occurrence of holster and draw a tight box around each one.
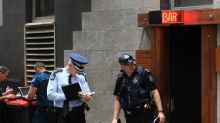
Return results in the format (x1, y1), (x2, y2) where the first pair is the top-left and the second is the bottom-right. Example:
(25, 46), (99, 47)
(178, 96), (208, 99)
(83, 102), (90, 111)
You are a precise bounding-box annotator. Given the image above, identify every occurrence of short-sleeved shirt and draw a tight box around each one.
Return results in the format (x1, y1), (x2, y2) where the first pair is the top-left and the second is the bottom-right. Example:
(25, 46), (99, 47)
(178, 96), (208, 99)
(31, 71), (53, 107)
(113, 66), (156, 99)
(47, 67), (91, 108)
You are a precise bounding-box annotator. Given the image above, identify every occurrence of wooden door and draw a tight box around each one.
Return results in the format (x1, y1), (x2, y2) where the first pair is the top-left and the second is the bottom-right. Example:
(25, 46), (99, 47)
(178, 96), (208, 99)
(151, 25), (217, 123)
(151, 26), (169, 116)
(201, 25), (217, 123)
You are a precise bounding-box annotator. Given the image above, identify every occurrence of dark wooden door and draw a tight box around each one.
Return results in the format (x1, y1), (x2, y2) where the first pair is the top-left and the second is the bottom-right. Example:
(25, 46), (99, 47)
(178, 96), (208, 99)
(201, 25), (217, 123)
(151, 25), (217, 123)
(168, 26), (201, 123)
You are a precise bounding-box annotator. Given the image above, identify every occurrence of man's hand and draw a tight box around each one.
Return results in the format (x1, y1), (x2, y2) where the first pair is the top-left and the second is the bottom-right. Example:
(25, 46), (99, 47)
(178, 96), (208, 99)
(3, 88), (13, 96)
(158, 112), (165, 123)
(78, 91), (91, 102)
(5, 94), (16, 99)
(111, 119), (118, 123)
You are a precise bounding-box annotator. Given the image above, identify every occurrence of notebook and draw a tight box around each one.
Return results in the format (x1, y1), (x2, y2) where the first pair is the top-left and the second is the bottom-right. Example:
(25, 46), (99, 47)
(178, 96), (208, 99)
(62, 83), (82, 101)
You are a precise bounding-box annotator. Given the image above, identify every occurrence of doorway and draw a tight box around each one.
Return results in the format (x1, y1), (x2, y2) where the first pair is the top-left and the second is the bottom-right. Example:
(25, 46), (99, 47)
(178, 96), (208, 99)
(168, 26), (201, 123)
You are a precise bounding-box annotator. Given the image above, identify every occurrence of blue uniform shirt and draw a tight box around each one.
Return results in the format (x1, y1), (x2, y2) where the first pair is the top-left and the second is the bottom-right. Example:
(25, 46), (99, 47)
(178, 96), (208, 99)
(47, 67), (90, 108)
(31, 71), (53, 107)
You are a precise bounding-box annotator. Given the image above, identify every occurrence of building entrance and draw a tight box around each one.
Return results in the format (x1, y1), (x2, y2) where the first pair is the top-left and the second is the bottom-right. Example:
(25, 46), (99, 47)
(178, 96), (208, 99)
(168, 26), (201, 123)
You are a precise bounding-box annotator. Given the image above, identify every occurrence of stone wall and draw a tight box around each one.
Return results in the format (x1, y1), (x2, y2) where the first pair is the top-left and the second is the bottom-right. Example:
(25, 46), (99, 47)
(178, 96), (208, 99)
(64, 0), (160, 122)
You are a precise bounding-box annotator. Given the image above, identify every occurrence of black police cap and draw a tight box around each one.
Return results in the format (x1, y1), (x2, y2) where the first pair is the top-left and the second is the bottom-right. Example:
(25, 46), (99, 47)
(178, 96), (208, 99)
(118, 53), (135, 65)
(0, 66), (9, 73)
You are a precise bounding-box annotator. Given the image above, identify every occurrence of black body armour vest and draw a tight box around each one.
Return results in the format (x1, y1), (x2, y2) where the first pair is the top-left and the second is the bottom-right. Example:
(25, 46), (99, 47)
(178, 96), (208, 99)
(118, 67), (152, 109)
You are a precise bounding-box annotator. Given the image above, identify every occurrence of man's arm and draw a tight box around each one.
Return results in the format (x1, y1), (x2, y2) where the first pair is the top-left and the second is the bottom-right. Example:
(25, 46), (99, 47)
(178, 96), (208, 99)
(151, 89), (165, 123)
(0, 94), (16, 100)
(47, 77), (65, 101)
(112, 96), (121, 123)
(0, 96), (7, 100)
(26, 87), (37, 100)
(151, 89), (163, 111)
(78, 75), (92, 102)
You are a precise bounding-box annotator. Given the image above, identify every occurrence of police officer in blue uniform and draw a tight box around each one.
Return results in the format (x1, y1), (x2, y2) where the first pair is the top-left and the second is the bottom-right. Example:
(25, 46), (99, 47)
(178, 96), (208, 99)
(47, 53), (92, 123)
(112, 53), (165, 123)
(26, 62), (56, 123)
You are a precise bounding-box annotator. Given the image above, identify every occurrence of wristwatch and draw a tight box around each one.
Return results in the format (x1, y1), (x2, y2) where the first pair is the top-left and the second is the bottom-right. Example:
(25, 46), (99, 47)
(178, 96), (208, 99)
(158, 109), (163, 113)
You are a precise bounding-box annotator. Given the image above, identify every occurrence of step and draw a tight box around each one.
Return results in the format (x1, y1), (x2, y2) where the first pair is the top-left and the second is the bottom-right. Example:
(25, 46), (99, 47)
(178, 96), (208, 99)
(91, 0), (159, 12)
(72, 31), (113, 50)
(82, 9), (149, 31)
(82, 11), (123, 31)
(72, 29), (146, 51)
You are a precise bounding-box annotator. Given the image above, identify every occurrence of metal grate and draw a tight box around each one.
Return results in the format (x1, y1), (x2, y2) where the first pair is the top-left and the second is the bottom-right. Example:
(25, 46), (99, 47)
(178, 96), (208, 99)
(24, 22), (56, 85)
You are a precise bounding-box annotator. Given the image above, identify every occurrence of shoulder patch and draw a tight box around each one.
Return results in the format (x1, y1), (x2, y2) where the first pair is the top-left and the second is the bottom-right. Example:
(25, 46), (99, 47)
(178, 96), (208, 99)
(144, 68), (150, 72)
(31, 77), (36, 83)
(148, 74), (154, 82)
(49, 68), (63, 80)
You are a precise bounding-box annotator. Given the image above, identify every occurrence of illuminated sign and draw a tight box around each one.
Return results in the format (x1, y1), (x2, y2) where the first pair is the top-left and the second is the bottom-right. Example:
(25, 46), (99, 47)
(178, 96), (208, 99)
(162, 10), (183, 24)
(149, 10), (183, 24)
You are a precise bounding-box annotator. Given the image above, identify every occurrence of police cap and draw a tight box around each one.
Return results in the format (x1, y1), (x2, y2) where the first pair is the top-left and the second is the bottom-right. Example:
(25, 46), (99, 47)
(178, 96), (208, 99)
(118, 53), (135, 65)
(70, 53), (88, 72)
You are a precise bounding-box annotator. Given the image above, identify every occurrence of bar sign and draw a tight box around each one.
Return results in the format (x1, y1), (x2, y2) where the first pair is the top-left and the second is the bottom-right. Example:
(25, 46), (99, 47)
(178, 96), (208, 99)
(162, 10), (183, 24)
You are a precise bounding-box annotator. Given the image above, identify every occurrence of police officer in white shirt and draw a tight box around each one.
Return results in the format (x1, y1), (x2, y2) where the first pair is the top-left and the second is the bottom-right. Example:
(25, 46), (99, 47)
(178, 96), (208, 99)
(47, 53), (92, 123)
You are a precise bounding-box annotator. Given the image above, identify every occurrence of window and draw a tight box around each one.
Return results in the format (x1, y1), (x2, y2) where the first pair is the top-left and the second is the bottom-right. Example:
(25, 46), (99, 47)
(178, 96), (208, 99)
(174, 0), (213, 7)
(0, 0), (2, 26)
(33, 0), (54, 18)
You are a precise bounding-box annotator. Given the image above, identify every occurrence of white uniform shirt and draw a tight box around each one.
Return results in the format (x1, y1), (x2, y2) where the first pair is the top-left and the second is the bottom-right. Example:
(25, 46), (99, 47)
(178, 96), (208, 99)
(47, 67), (90, 108)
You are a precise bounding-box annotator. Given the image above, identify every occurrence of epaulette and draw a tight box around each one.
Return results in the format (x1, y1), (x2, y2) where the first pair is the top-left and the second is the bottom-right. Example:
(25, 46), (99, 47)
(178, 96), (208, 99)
(118, 71), (124, 78)
(137, 66), (150, 74)
(50, 68), (63, 80)
(78, 72), (86, 76)
(78, 72), (88, 82)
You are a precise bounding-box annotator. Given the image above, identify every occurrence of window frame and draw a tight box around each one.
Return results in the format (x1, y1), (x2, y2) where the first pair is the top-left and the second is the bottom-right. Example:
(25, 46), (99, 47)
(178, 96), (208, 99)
(170, 0), (214, 10)
(0, 0), (2, 26)
(32, 0), (54, 21)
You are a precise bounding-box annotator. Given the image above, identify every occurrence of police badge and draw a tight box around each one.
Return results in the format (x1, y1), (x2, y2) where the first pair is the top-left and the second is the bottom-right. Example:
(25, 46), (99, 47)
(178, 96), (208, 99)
(133, 78), (138, 84)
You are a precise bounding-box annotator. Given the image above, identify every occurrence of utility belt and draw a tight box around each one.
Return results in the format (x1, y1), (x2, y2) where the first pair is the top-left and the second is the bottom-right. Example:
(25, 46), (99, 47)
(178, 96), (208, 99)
(55, 105), (84, 113)
(123, 102), (153, 116)
(38, 106), (56, 112)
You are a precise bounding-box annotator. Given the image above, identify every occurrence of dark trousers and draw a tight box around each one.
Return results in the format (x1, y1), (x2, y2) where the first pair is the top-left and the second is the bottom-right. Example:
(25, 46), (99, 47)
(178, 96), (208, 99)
(56, 106), (85, 123)
(124, 109), (154, 123)
(0, 101), (6, 123)
(32, 108), (56, 123)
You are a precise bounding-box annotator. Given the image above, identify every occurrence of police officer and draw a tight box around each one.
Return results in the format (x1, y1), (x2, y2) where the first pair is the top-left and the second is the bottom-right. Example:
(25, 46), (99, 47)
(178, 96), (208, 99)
(47, 53), (92, 123)
(112, 53), (165, 123)
(26, 62), (56, 123)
